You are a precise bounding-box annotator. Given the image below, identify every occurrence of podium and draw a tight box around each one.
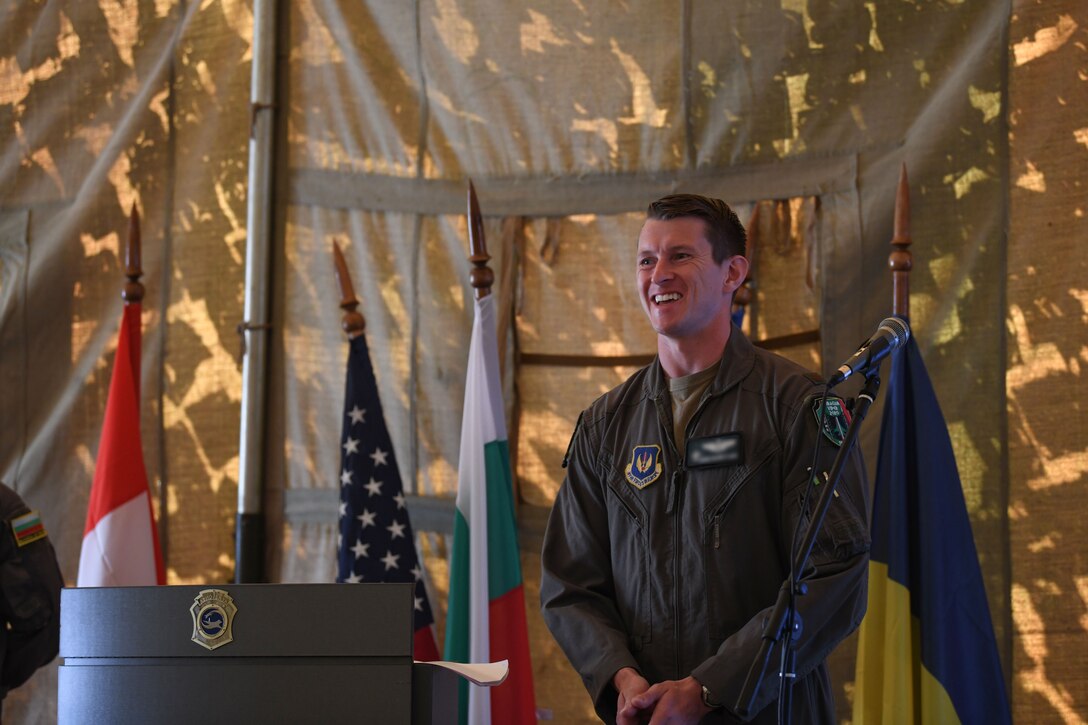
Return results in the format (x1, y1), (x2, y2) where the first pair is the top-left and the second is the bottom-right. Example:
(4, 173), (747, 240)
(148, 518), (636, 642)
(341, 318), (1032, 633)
(59, 583), (458, 724)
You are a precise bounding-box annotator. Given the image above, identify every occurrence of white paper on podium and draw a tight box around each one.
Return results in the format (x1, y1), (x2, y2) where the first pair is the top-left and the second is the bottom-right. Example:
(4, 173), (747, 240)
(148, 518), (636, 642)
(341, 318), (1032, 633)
(413, 659), (509, 687)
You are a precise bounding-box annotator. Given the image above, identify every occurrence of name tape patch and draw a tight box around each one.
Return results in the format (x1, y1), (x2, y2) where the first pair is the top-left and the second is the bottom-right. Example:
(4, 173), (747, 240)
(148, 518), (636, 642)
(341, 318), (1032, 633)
(686, 433), (744, 469)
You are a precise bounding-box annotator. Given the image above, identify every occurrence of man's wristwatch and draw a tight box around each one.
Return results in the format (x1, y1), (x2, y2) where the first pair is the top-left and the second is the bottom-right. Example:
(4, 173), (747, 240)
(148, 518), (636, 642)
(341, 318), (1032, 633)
(700, 683), (723, 710)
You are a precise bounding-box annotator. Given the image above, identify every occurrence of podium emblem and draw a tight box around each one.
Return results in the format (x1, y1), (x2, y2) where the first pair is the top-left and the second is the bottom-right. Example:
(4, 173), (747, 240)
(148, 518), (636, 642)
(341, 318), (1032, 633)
(190, 589), (237, 651)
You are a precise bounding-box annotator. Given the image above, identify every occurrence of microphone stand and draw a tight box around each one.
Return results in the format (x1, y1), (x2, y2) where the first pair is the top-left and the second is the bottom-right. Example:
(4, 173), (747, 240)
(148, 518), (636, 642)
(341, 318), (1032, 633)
(735, 369), (882, 722)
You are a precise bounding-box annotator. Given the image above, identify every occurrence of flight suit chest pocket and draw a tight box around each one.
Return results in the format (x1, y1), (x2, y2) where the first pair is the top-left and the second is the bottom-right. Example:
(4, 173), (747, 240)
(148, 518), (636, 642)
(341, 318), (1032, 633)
(702, 449), (776, 640)
(604, 475), (652, 651)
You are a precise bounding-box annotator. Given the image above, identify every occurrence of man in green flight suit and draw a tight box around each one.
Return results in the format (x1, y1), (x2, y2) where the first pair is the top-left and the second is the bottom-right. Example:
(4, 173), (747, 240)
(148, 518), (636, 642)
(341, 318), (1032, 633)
(541, 194), (871, 723)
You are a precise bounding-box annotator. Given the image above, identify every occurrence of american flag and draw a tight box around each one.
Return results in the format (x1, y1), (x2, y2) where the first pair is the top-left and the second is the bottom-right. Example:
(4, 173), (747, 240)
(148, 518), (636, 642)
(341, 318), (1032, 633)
(336, 334), (440, 660)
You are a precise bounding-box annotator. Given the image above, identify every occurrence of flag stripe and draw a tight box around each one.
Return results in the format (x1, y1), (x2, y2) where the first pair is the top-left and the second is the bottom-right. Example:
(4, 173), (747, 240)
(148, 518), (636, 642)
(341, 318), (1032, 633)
(488, 583), (536, 724)
(484, 440), (522, 599)
(445, 507), (472, 664)
(446, 510), (536, 725)
(853, 560), (961, 723)
(15, 523), (44, 540)
(77, 493), (160, 587)
(13, 519), (42, 536)
(83, 305), (155, 535)
(446, 505), (483, 725)
(414, 625), (441, 662)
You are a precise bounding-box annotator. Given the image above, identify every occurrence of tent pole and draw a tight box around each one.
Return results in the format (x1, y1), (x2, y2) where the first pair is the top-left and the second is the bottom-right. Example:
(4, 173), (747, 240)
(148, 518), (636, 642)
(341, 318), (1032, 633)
(235, 0), (277, 583)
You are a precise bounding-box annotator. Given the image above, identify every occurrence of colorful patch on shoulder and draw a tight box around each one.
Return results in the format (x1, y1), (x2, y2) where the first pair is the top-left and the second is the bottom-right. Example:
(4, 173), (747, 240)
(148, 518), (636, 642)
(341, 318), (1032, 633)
(625, 444), (662, 489)
(11, 511), (46, 547)
(813, 396), (852, 447)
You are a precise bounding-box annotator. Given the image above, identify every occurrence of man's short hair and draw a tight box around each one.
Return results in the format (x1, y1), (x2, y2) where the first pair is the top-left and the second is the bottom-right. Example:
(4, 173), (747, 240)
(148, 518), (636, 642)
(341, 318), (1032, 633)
(646, 194), (747, 263)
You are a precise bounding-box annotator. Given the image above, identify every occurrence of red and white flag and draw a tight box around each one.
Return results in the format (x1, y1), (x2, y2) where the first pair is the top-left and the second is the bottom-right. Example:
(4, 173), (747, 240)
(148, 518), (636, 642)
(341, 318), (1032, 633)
(77, 302), (164, 586)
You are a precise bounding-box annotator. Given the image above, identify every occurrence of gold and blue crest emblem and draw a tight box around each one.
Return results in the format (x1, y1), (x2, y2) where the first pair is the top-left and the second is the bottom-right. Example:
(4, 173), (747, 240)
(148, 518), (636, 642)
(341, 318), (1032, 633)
(625, 444), (662, 489)
(190, 588), (237, 651)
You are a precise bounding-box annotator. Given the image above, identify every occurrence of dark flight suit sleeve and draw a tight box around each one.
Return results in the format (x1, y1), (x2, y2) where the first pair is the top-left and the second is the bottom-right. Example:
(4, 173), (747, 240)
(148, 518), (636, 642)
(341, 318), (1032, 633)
(540, 415), (640, 721)
(0, 485), (63, 699)
(692, 393), (872, 721)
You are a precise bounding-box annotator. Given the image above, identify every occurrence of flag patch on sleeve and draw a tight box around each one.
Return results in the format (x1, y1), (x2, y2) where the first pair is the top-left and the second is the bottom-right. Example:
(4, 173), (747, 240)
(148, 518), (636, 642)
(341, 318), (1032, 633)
(11, 511), (47, 547)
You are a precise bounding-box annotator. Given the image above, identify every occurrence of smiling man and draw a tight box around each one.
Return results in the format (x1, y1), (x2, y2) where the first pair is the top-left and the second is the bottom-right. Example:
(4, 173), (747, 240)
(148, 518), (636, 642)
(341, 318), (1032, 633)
(541, 194), (872, 724)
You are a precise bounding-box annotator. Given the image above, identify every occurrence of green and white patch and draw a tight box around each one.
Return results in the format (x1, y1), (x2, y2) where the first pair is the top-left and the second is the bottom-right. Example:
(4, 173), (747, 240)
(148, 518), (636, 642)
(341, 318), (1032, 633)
(813, 396), (852, 447)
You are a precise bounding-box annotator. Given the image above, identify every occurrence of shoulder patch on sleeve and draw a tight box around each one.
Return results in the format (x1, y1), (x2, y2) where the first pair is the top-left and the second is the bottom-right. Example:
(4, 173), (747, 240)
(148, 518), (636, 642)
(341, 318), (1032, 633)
(625, 445), (663, 489)
(11, 510), (47, 547)
(812, 396), (852, 447)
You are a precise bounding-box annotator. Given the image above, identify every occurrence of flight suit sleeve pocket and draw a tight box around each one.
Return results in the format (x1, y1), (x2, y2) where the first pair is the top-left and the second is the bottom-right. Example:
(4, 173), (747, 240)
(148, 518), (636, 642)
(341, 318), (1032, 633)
(808, 491), (871, 565)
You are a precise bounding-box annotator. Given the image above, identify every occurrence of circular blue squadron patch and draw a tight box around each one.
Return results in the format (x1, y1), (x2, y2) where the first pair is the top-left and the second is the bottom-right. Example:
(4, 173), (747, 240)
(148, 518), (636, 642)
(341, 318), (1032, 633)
(625, 444), (663, 489)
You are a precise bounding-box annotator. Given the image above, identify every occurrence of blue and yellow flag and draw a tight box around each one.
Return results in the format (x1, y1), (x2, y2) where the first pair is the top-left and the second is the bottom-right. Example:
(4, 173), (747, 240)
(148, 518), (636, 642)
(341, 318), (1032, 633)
(853, 336), (1010, 724)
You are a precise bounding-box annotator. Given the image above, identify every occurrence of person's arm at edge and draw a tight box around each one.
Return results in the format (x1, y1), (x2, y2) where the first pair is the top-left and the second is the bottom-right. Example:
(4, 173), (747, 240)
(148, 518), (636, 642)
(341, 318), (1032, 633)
(689, 389), (872, 720)
(541, 411), (643, 721)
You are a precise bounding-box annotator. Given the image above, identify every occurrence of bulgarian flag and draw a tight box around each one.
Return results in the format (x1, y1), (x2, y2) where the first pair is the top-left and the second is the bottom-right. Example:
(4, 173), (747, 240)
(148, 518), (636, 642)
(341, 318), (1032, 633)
(445, 295), (536, 725)
(78, 302), (165, 587)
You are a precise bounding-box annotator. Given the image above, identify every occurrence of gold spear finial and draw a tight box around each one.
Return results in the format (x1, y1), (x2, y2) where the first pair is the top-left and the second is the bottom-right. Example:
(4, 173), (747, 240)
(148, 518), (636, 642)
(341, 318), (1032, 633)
(333, 241), (366, 338)
(889, 163), (913, 319)
(467, 180), (493, 300)
(122, 203), (144, 304)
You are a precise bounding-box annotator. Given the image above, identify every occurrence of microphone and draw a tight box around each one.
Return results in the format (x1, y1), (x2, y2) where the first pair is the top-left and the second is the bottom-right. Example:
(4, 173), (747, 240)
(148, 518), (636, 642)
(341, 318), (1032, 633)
(828, 317), (910, 387)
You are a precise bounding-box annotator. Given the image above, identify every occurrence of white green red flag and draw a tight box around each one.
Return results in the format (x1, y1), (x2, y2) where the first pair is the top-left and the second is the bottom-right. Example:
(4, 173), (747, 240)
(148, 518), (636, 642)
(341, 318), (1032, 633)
(444, 295), (536, 724)
(78, 302), (164, 586)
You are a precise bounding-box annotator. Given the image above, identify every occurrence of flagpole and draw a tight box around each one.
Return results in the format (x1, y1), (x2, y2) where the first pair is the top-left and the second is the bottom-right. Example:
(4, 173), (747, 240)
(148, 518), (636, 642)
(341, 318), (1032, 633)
(464, 179), (494, 724)
(235, 0), (279, 583)
(333, 241), (366, 338)
(852, 164), (1009, 723)
(467, 180), (493, 300)
(123, 205), (144, 308)
(890, 163), (912, 320)
(79, 204), (166, 587)
(332, 239), (442, 659)
(123, 205), (162, 556)
(445, 181), (537, 724)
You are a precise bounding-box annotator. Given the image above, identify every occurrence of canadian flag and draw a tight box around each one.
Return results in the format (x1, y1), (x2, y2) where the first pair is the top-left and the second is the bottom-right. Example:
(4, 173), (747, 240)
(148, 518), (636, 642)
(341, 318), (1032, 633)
(77, 302), (164, 586)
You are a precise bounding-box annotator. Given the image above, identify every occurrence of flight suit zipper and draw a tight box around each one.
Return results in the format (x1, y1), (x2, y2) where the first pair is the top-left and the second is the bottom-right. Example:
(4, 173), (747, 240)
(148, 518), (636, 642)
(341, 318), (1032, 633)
(660, 382), (717, 678)
(684, 388), (724, 546)
(672, 463), (683, 679)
